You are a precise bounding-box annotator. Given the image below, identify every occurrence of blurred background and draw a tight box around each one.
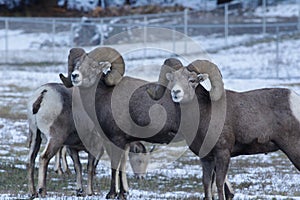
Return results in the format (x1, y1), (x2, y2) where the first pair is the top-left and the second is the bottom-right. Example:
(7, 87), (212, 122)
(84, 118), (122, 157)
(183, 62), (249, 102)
(0, 0), (300, 199)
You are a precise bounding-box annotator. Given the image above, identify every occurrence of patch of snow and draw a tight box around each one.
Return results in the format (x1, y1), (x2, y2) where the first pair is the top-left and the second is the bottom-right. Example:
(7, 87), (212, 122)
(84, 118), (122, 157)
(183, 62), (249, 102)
(1, 4), (300, 198)
(255, 3), (300, 18)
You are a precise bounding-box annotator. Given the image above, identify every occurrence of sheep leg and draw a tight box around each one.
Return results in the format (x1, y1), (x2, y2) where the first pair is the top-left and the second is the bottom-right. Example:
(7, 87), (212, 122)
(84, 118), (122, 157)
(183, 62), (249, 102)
(215, 150), (231, 200)
(94, 158), (100, 175)
(68, 147), (84, 196)
(276, 139), (300, 171)
(27, 129), (41, 198)
(87, 146), (104, 195)
(224, 176), (234, 200)
(106, 168), (119, 199)
(212, 170), (234, 200)
(54, 147), (64, 175)
(37, 138), (62, 197)
(201, 158), (215, 200)
(61, 146), (71, 174)
(86, 153), (97, 196)
(118, 146), (130, 200)
(106, 147), (124, 199)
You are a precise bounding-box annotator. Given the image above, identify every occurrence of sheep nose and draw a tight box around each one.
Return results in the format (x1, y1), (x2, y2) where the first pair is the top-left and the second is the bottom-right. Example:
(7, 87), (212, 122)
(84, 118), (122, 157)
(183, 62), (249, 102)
(71, 73), (79, 79)
(172, 89), (181, 95)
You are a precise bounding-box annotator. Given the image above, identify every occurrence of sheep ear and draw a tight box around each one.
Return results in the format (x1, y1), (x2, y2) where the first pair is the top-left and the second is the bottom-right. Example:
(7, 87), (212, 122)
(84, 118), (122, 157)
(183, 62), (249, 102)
(197, 73), (209, 82)
(166, 73), (173, 81)
(100, 61), (112, 75)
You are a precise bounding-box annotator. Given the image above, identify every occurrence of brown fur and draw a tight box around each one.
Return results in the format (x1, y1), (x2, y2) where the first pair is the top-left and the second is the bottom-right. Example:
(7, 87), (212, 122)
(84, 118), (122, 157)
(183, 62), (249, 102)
(64, 51), (234, 199)
(167, 68), (300, 200)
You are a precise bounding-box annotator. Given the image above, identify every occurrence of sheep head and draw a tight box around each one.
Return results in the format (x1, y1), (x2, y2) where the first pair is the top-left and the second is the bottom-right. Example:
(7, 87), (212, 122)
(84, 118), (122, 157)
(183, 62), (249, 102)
(60, 48), (86, 88)
(59, 47), (125, 88)
(129, 142), (155, 179)
(147, 58), (183, 100)
(166, 60), (224, 103)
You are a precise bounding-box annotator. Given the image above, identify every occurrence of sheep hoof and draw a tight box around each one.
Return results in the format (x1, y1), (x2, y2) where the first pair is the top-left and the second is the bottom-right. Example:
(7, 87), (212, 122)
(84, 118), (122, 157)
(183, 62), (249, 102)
(106, 191), (117, 199)
(65, 169), (72, 175)
(87, 192), (94, 196)
(38, 188), (46, 197)
(226, 194), (234, 200)
(86, 189), (94, 196)
(117, 192), (128, 200)
(76, 188), (84, 196)
(55, 169), (64, 176)
(29, 192), (38, 200)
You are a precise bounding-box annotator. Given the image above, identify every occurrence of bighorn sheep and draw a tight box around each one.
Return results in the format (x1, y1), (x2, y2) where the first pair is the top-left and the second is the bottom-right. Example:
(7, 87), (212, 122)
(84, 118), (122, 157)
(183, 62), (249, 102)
(27, 82), (151, 198)
(129, 143), (155, 179)
(152, 59), (300, 200)
(59, 47), (234, 199)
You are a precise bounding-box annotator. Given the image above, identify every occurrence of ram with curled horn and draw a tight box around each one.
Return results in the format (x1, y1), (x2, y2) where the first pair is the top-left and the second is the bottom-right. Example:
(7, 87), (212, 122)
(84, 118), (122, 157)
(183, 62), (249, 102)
(60, 46), (235, 199)
(153, 59), (300, 200)
(60, 46), (125, 88)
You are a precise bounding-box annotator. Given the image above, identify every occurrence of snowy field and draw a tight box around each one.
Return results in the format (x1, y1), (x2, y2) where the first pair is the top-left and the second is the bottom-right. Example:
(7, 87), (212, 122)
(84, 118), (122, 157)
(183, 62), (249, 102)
(1, 2), (300, 200)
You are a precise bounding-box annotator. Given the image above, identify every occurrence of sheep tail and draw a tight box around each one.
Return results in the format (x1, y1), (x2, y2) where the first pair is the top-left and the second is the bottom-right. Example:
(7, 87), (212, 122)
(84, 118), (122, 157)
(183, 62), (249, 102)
(32, 89), (47, 114)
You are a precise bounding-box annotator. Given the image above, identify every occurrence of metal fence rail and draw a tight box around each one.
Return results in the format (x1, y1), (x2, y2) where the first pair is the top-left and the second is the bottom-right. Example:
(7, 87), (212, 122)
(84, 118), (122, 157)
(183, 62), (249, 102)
(0, 1), (300, 78)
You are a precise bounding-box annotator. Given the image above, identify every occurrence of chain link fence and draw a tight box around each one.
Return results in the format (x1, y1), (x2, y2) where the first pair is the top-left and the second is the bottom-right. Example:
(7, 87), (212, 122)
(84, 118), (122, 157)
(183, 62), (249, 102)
(0, 0), (300, 78)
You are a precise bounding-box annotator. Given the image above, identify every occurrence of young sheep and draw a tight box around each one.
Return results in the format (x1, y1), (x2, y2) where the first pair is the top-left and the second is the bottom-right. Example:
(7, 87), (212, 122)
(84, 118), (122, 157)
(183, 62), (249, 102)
(155, 60), (300, 200)
(27, 82), (151, 198)
(59, 47), (234, 199)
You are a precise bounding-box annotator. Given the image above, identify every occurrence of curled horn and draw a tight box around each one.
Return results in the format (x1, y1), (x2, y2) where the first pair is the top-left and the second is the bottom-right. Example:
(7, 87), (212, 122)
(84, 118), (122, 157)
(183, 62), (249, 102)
(59, 48), (86, 88)
(88, 47), (125, 86)
(187, 60), (224, 101)
(130, 141), (147, 153)
(147, 58), (183, 100)
(149, 145), (156, 153)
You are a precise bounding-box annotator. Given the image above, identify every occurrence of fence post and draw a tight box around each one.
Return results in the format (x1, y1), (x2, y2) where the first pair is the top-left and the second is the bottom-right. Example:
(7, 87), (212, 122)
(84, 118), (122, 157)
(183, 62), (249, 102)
(143, 16), (148, 59)
(52, 19), (56, 62)
(70, 23), (74, 47)
(100, 18), (104, 46)
(224, 3), (228, 46)
(298, 0), (300, 30)
(5, 18), (9, 64)
(172, 27), (176, 53)
(262, 0), (266, 35)
(184, 8), (188, 54)
(275, 26), (279, 78)
(100, 0), (106, 9)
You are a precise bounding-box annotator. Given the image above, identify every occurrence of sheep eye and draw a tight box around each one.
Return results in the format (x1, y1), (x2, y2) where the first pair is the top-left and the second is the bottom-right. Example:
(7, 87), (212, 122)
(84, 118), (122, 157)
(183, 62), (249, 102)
(189, 79), (196, 83)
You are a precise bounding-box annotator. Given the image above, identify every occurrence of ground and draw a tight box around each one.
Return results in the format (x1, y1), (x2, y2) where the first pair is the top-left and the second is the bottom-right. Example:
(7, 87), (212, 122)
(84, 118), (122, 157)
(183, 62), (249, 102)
(1, 1), (300, 199)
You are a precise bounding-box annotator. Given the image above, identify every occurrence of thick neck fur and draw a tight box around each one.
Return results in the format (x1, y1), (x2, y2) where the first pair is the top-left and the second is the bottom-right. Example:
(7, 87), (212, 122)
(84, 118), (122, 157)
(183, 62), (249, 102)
(74, 77), (104, 125)
(186, 84), (212, 156)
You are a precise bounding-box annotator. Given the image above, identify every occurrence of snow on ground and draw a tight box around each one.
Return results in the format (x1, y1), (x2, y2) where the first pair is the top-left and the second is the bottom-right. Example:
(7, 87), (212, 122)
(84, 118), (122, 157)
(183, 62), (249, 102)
(254, 2), (300, 18)
(1, 3), (300, 199)
(1, 38), (300, 199)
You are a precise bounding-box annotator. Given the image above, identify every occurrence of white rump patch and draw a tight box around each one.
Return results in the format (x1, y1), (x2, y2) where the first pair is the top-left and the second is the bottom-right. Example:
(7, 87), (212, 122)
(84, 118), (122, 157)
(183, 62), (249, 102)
(289, 91), (300, 123)
(28, 85), (63, 136)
